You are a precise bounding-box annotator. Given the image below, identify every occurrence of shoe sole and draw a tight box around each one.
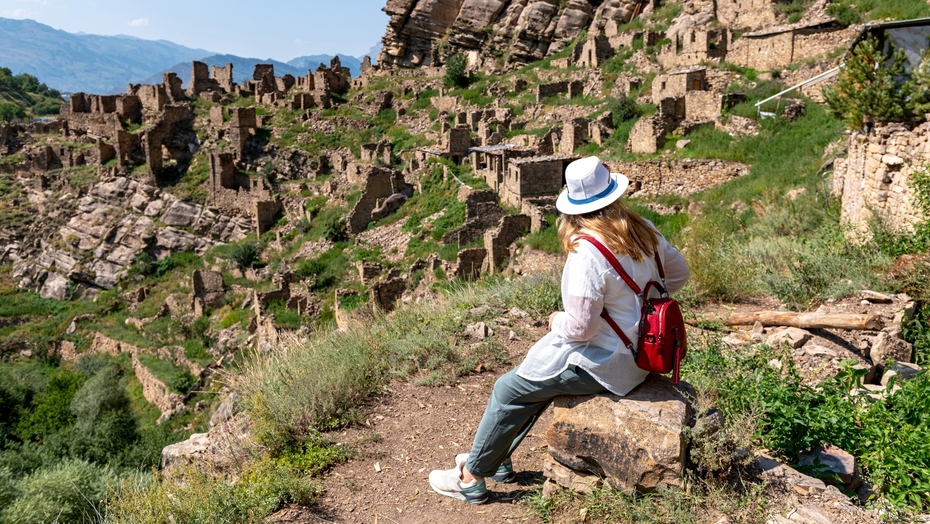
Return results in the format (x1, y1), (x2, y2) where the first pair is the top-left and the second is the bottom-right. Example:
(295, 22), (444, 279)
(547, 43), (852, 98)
(429, 482), (489, 504)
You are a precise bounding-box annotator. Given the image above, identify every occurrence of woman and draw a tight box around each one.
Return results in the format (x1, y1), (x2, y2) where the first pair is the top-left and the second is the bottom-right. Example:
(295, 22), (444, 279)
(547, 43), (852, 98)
(428, 156), (691, 504)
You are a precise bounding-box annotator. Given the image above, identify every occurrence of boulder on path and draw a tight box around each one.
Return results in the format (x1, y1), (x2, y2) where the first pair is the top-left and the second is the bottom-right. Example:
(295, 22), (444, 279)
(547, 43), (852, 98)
(545, 375), (694, 492)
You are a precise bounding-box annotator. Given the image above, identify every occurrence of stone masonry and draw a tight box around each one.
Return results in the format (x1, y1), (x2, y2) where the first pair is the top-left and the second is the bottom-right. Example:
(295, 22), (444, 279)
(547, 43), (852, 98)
(832, 123), (929, 240)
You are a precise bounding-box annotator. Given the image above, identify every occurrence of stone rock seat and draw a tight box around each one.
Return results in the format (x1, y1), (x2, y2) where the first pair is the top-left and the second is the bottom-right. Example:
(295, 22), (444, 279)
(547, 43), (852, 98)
(543, 374), (695, 494)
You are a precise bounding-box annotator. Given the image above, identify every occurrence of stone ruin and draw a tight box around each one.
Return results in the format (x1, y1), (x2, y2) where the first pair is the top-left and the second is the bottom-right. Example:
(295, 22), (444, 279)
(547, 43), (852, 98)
(345, 164), (413, 235)
(832, 123), (930, 241)
(208, 152), (283, 235)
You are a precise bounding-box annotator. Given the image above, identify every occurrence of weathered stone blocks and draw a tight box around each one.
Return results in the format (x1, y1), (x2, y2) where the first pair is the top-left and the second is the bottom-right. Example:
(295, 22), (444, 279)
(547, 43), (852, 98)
(545, 375), (694, 492)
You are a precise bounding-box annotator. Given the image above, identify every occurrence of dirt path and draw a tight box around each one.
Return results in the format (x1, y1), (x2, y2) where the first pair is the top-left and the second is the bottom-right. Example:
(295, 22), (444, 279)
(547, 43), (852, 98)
(276, 320), (551, 524)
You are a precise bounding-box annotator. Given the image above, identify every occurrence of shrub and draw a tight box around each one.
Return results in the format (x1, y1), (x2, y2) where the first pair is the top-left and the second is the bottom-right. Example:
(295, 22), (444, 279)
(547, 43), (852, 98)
(0, 103), (26, 123)
(824, 35), (911, 129)
(0, 459), (115, 524)
(608, 95), (640, 127)
(68, 365), (138, 464)
(826, 3), (861, 25)
(31, 100), (61, 116)
(229, 241), (261, 270)
(443, 53), (469, 89)
(105, 460), (317, 524)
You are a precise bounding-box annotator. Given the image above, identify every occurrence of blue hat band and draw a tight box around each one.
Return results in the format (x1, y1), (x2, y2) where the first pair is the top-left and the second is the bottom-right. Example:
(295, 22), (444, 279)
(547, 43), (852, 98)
(567, 178), (617, 205)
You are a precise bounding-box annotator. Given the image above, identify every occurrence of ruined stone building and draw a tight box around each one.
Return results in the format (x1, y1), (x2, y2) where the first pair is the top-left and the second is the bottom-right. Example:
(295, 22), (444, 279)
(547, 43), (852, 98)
(715, 0), (778, 29)
(346, 164), (412, 234)
(729, 21), (857, 71)
(501, 155), (578, 208)
(658, 28), (730, 68)
(832, 123), (929, 240)
(471, 144), (537, 192)
(188, 61), (235, 97)
(575, 33), (615, 68)
(208, 152), (283, 234)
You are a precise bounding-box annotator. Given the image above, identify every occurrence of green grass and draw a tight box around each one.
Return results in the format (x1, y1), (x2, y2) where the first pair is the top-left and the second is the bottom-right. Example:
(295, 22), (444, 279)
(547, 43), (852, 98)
(827, 0), (930, 23)
(238, 271), (560, 446)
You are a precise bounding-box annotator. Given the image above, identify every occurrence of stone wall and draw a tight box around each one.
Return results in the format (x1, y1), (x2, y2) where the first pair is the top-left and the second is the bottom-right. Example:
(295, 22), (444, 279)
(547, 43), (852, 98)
(730, 25), (857, 71)
(629, 117), (665, 154)
(685, 91), (724, 120)
(614, 158), (751, 196)
(715, 0), (776, 29)
(347, 165), (411, 234)
(502, 156), (576, 207)
(832, 123), (929, 239)
(483, 214), (531, 273)
(442, 188), (505, 246)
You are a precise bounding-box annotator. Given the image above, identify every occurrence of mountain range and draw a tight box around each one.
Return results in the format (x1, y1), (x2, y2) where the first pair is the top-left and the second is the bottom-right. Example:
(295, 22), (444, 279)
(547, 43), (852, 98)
(0, 17), (374, 94)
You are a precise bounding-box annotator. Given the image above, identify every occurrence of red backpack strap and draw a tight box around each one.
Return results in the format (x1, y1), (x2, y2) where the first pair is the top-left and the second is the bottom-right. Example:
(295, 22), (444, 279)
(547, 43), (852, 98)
(600, 308), (635, 353)
(579, 236), (642, 296)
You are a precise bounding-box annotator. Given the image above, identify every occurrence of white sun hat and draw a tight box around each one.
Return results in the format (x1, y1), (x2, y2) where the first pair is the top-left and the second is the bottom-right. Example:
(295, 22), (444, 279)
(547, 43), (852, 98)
(556, 156), (630, 215)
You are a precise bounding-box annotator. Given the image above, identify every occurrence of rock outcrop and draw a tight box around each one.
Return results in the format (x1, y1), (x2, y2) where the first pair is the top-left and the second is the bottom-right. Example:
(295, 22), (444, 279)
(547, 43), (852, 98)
(545, 375), (694, 492)
(379, 0), (647, 68)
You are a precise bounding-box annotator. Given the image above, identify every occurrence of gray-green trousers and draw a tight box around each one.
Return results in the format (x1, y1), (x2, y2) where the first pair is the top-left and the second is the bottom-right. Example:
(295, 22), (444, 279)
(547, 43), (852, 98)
(464, 365), (608, 478)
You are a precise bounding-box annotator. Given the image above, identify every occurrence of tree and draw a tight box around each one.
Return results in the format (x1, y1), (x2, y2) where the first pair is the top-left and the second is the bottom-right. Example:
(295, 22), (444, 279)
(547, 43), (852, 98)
(0, 103), (26, 123)
(443, 53), (469, 89)
(824, 35), (912, 129)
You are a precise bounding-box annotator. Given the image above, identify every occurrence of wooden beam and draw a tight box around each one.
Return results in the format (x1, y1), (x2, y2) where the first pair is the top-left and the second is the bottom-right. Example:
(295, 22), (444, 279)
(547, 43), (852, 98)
(698, 311), (883, 331)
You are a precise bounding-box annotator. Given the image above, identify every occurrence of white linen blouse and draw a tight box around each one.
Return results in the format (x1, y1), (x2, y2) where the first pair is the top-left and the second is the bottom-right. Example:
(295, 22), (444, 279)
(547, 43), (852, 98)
(516, 224), (690, 396)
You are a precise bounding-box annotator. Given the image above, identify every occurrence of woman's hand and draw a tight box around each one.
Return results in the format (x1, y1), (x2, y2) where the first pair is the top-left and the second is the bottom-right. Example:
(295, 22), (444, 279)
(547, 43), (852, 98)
(549, 311), (560, 330)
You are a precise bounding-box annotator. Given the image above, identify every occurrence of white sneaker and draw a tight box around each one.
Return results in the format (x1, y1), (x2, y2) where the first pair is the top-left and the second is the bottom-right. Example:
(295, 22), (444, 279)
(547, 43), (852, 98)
(455, 453), (516, 483)
(428, 461), (488, 504)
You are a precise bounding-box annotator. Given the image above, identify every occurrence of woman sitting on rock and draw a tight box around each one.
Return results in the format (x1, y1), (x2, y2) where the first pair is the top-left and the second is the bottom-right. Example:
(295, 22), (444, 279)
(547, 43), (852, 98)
(428, 156), (691, 504)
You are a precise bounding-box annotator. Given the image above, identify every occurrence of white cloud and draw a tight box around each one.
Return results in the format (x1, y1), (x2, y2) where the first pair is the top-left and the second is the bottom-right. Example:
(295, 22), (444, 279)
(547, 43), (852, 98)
(127, 18), (149, 27)
(3, 9), (29, 17)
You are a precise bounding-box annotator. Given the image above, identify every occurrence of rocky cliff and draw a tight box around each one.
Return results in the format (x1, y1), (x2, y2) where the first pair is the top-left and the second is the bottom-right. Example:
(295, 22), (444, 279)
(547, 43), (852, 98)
(378, 0), (649, 68)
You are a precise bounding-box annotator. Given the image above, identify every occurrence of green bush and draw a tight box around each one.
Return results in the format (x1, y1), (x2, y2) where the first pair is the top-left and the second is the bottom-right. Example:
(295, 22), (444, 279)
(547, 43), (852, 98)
(0, 459), (115, 524)
(824, 35), (910, 128)
(229, 241), (262, 269)
(608, 95), (640, 127)
(443, 53), (469, 89)
(0, 103), (26, 123)
(826, 3), (861, 25)
(31, 99), (61, 116)
(14, 369), (85, 443)
(107, 459), (317, 524)
(67, 365), (139, 464)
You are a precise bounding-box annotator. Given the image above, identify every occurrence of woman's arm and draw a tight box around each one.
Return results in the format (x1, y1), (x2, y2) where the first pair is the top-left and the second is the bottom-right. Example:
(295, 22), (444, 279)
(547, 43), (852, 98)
(549, 249), (606, 341)
(550, 295), (603, 341)
(661, 238), (690, 295)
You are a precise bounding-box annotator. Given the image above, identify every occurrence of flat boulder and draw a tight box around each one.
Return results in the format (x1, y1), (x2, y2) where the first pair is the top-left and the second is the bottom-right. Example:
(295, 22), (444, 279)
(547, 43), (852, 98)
(545, 375), (694, 492)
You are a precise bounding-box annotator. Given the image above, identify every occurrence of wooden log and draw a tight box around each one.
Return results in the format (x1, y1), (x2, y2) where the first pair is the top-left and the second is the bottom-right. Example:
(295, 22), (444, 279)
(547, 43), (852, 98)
(698, 311), (883, 331)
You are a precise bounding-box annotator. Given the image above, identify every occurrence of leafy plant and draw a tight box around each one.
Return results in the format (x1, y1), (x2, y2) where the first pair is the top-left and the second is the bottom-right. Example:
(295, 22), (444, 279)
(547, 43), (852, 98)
(443, 53), (469, 89)
(824, 35), (911, 129)
(229, 241), (262, 270)
(0, 103), (26, 123)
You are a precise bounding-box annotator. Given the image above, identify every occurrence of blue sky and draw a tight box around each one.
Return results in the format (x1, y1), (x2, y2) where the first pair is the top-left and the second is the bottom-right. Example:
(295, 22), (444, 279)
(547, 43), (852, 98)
(0, 0), (389, 60)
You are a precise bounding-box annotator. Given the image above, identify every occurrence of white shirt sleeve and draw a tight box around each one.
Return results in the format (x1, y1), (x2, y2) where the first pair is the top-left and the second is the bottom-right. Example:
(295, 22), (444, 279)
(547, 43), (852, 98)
(551, 249), (605, 342)
(659, 236), (690, 295)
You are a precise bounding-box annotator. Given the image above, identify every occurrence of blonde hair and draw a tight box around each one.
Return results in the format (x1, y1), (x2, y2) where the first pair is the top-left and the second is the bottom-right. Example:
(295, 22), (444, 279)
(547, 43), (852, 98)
(557, 199), (659, 261)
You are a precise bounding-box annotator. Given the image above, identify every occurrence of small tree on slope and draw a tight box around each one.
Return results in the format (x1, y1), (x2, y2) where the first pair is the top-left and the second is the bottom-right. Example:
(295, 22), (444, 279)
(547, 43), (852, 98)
(824, 35), (911, 129)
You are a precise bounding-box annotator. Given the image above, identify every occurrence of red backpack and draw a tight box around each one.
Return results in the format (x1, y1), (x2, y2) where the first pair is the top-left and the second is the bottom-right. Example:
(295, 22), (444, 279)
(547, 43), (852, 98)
(580, 236), (687, 384)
